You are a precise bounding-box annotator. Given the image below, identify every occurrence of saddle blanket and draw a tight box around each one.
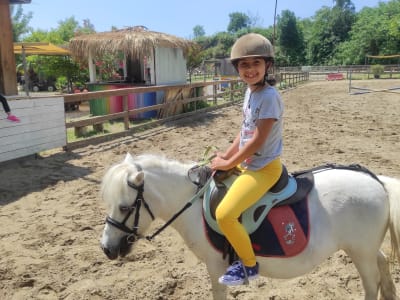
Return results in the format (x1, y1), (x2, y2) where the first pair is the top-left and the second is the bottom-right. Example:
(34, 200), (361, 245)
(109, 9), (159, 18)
(203, 196), (310, 257)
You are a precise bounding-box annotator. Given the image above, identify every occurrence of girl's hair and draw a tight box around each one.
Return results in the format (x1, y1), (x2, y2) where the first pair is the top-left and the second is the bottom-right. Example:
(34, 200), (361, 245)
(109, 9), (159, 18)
(232, 57), (276, 86)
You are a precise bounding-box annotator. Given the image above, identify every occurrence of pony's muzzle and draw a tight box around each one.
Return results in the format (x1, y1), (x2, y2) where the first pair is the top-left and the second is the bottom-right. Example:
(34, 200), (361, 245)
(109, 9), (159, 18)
(101, 244), (118, 260)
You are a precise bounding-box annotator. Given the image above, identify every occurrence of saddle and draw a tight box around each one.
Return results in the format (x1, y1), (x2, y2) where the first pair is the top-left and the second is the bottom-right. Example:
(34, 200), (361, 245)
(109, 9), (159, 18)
(203, 165), (314, 235)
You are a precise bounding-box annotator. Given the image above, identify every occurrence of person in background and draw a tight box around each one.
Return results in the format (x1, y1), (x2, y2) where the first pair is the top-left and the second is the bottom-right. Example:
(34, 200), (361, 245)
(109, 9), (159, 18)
(211, 33), (284, 286)
(0, 93), (20, 122)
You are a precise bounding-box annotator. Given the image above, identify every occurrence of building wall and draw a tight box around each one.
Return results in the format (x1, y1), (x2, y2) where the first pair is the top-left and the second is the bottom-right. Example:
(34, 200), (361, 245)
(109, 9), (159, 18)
(154, 47), (187, 85)
(0, 97), (66, 162)
(220, 58), (238, 76)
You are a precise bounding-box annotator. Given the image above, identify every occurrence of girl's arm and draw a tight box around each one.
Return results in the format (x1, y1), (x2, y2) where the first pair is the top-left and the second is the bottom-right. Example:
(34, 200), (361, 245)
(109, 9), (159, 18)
(212, 118), (275, 170)
(217, 132), (240, 159)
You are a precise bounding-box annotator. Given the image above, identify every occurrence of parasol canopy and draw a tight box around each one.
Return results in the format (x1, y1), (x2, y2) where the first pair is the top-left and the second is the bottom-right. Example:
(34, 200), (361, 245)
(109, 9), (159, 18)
(13, 42), (70, 56)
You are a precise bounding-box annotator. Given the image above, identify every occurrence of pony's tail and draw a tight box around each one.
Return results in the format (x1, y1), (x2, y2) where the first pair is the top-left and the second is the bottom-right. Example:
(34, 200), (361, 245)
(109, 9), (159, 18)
(379, 176), (400, 262)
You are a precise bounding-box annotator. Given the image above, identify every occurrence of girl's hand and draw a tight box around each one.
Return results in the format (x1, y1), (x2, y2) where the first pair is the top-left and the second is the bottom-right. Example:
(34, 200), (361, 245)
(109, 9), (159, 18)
(211, 156), (232, 171)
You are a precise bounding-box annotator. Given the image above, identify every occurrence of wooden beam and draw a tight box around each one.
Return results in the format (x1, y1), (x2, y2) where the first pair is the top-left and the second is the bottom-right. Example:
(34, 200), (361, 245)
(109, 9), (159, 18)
(0, 0), (18, 95)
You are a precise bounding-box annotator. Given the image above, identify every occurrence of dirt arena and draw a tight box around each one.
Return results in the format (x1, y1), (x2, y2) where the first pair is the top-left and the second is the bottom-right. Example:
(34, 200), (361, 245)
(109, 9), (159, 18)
(1, 79), (399, 300)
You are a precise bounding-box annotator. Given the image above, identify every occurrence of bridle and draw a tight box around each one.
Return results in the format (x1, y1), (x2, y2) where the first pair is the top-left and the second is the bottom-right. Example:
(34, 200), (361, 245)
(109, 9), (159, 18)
(105, 164), (155, 243)
(104, 163), (213, 243)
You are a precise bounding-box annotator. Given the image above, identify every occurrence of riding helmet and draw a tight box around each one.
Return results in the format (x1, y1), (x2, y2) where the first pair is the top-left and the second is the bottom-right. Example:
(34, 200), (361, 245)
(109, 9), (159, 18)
(230, 33), (274, 64)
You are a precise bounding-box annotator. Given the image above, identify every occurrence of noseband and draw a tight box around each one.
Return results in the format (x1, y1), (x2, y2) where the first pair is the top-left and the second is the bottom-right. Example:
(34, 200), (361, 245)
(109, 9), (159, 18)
(105, 165), (155, 242)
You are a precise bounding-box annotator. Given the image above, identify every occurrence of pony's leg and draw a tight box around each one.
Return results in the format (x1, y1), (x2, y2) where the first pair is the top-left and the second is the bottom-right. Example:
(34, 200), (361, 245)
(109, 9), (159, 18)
(377, 250), (398, 300)
(348, 250), (381, 300)
(206, 261), (227, 300)
(209, 275), (227, 300)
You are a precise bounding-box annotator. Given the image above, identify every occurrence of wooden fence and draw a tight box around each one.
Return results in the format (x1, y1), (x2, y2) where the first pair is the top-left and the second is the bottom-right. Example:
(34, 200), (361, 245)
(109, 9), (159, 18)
(64, 73), (310, 149)
(278, 72), (309, 88)
(63, 79), (245, 149)
(1, 74), (310, 163)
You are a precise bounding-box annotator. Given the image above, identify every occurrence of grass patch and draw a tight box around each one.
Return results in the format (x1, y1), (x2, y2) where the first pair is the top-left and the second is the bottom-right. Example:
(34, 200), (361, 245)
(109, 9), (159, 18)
(66, 119), (155, 143)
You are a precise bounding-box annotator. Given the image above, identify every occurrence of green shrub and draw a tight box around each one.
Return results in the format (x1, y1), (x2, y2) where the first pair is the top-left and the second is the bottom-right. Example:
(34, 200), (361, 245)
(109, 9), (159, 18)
(370, 64), (384, 78)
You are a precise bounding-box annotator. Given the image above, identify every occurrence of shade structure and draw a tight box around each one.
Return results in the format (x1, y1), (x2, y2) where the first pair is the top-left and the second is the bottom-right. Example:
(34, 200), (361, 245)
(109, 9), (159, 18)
(13, 42), (70, 96)
(13, 42), (70, 56)
(68, 26), (193, 60)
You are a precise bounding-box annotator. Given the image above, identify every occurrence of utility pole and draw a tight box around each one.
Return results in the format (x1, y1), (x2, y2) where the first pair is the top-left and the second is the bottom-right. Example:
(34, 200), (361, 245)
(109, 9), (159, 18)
(273, 0), (278, 45)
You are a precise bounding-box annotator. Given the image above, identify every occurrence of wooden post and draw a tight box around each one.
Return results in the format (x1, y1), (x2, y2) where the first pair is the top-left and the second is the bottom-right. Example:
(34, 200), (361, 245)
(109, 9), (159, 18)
(22, 46), (29, 96)
(123, 95), (129, 130)
(230, 82), (234, 102)
(0, 0), (18, 95)
(88, 51), (96, 82)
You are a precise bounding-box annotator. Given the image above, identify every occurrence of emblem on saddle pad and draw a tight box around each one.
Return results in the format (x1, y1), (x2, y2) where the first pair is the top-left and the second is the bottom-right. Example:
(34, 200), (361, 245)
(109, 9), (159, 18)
(202, 167), (314, 257)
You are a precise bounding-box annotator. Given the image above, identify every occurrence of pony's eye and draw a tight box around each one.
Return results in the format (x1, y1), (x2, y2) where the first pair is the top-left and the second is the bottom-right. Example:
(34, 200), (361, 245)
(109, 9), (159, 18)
(119, 205), (131, 212)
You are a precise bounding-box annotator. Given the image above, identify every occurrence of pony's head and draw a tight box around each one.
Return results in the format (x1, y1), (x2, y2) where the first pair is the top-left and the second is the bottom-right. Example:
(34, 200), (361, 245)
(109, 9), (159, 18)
(100, 153), (156, 259)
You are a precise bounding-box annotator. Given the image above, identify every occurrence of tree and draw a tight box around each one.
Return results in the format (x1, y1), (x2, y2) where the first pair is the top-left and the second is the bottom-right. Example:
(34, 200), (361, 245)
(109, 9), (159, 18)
(335, 1), (400, 65)
(335, 0), (355, 11)
(193, 25), (205, 39)
(277, 10), (305, 66)
(227, 12), (250, 33)
(75, 19), (96, 36)
(306, 0), (356, 65)
(20, 17), (91, 91)
(331, 0), (355, 43)
(186, 44), (204, 81)
(10, 4), (32, 42)
(55, 17), (80, 43)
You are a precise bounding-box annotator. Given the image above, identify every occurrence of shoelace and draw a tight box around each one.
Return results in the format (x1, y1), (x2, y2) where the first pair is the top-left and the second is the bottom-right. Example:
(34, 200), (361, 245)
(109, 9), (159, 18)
(226, 261), (245, 274)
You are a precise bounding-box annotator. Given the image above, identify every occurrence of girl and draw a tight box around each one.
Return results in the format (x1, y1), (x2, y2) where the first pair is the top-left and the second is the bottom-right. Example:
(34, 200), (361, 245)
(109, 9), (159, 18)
(211, 33), (284, 286)
(0, 93), (20, 122)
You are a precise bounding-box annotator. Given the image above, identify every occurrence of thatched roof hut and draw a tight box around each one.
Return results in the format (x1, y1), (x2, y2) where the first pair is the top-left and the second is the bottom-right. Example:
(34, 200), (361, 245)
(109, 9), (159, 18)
(69, 26), (193, 60)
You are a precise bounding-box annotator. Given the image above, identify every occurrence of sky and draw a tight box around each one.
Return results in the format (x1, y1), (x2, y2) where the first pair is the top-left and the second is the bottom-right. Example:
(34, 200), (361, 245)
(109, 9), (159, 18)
(23, 0), (388, 39)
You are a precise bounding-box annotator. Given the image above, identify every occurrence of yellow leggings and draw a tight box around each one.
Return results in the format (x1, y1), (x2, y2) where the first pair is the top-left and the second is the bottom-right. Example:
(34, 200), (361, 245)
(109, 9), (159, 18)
(215, 157), (282, 267)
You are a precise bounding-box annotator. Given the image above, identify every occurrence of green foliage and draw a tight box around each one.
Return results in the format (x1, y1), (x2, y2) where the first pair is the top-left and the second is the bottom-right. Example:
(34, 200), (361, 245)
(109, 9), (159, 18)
(185, 100), (209, 112)
(370, 64), (384, 76)
(186, 44), (204, 76)
(10, 4), (32, 41)
(15, 17), (92, 92)
(277, 10), (306, 66)
(334, 1), (400, 64)
(306, 1), (356, 65)
(55, 76), (68, 91)
(94, 52), (123, 81)
(193, 25), (205, 39)
(227, 12), (251, 33)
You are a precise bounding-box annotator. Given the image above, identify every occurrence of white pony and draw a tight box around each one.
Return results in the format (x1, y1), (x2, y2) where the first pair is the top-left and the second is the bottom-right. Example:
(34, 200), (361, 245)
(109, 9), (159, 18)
(100, 153), (400, 300)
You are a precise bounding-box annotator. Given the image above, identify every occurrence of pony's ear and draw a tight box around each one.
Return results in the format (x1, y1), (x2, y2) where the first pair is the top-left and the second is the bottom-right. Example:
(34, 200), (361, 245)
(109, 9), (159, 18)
(127, 171), (144, 187)
(124, 153), (135, 164)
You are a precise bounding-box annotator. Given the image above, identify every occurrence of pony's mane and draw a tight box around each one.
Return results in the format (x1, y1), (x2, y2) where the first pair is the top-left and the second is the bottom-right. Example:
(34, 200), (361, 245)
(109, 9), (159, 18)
(101, 153), (196, 206)
(133, 153), (194, 172)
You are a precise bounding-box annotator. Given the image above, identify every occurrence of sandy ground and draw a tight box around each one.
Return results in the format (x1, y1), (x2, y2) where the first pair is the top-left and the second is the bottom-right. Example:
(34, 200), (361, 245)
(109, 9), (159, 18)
(1, 79), (400, 300)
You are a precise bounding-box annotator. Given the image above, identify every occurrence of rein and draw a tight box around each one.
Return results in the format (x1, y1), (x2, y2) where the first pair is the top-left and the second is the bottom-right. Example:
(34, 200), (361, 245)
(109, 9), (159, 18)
(145, 172), (213, 241)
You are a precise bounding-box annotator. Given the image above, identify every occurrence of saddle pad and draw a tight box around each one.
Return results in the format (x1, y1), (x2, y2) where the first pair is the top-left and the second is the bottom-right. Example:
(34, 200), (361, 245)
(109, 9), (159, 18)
(203, 196), (310, 258)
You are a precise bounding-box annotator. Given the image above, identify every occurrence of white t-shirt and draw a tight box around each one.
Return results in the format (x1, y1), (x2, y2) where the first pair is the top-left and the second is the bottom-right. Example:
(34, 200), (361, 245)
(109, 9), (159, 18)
(240, 85), (284, 170)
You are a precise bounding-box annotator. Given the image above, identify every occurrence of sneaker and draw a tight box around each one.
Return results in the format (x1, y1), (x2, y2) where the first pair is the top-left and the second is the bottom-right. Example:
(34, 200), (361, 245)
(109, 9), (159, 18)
(7, 115), (20, 122)
(218, 261), (259, 286)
